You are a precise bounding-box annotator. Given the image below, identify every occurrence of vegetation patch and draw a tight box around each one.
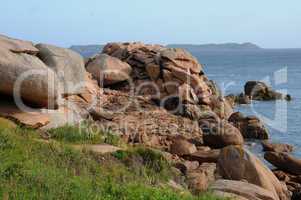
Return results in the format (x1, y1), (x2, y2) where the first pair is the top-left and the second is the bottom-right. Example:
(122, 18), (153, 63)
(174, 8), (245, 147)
(0, 124), (226, 200)
(47, 123), (122, 146)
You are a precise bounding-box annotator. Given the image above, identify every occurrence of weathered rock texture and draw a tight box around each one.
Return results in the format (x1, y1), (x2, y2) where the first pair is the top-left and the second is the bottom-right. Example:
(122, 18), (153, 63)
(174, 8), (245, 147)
(187, 163), (217, 194)
(0, 34), (39, 54)
(102, 42), (219, 115)
(262, 141), (293, 153)
(36, 43), (86, 95)
(229, 112), (269, 139)
(265, 152), (301, 175)
(86, 54), (132, 86)
(218, 146), (289, 200)
(211, 179), (278, 200)
(0, 45), (59, 108)
(201, 119), (244, 148)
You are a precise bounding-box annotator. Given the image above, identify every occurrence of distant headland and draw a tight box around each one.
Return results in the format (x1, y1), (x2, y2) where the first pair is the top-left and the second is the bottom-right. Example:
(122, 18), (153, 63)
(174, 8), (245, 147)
(167, 42), (262, 51)
(70, 42), (262, 57)
(70, 45), (104, 58)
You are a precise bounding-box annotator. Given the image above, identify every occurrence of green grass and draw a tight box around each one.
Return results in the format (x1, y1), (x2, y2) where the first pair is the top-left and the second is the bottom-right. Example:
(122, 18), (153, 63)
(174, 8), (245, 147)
(0, 124), (226, 200)
(112, 148), (172, 183)
(47, 123), (122, 146)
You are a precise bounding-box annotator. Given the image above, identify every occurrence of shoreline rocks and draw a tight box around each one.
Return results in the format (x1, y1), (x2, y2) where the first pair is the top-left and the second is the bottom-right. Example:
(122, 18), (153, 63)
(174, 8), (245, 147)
(218, 146), (290, 200)
(265, 152), (301, 175)
(211, 179), (278, 200)
(201, 120), (244, 148)
(226, 93), (251, 105)
(262, 141), (294, 153)
(228, 112), (269, 140)
(0, 34), (297, 199)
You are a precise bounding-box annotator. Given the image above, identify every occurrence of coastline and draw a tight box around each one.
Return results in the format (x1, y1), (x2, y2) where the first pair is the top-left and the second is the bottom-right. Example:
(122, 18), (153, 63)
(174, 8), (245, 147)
(0, 34), (300, 200)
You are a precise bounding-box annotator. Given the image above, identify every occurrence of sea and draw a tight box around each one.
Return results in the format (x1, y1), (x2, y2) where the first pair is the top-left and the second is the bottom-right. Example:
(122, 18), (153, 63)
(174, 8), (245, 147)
(192, 49), (301, 159)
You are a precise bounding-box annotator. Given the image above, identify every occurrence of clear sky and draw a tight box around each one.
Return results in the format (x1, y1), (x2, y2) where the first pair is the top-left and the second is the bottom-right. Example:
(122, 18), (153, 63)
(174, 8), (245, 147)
(1, 0), (300, 48)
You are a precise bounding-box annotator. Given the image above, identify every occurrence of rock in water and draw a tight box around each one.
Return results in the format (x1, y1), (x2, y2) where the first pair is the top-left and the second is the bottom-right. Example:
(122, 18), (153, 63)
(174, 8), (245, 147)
(217, 145), (290, 200)
(262, 141), (293, 153)
(86, 54), (132, 86)
(36, 43), (86, 95)
(244, 81), (290, 101)
(265, 152), (301, 175)
(0, 46), (59, 108)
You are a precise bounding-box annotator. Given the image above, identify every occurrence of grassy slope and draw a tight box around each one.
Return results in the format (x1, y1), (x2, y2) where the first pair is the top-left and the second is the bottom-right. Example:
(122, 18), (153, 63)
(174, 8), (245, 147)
(0, 123), (226, 200)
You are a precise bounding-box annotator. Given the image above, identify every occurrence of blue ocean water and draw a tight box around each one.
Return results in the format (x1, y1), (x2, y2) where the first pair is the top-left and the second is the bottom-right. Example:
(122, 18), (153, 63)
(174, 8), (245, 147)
(192, 49), (301, 158)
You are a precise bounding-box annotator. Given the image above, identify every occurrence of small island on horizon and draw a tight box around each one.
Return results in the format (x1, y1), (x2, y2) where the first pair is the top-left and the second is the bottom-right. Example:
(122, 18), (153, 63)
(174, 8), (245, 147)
(167, 42), (262, 51)
(70, 42), (262, 57)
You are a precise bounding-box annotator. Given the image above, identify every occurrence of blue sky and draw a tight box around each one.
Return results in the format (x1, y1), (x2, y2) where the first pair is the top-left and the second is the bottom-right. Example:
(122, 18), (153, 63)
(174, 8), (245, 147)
(1, 0), (300, 48)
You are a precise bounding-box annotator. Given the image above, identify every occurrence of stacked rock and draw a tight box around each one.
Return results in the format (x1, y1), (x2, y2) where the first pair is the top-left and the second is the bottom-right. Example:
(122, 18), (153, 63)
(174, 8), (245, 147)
(99, 42), (222, 116)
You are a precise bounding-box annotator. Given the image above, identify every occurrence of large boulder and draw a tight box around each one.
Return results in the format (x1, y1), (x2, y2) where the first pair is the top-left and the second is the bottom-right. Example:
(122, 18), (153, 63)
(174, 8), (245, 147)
(36, 43), (86, 95)
(86, 54), (132, 86)
(211, 179), (278, 200)
(229, 112), (269, 139)
(201, 120), (244, 148)
(0, 47), (59, 108)
(244, 81), (290, 101)
(217, 145), (289, 200)
(265, 152), (301, 175)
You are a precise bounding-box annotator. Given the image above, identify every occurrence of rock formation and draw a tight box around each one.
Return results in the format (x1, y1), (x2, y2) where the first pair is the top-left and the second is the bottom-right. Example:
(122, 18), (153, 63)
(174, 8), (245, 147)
(36, 43), (86, 95)
(228, 112), (270, 139)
